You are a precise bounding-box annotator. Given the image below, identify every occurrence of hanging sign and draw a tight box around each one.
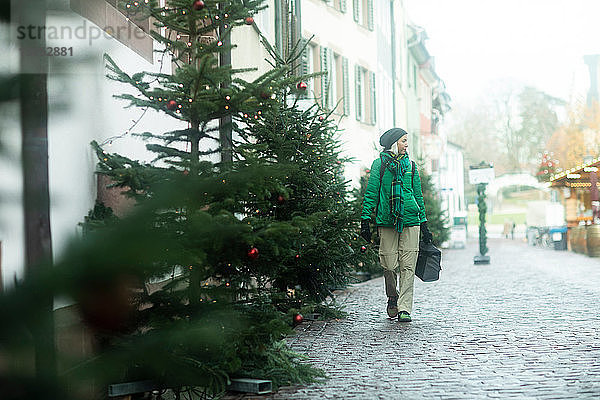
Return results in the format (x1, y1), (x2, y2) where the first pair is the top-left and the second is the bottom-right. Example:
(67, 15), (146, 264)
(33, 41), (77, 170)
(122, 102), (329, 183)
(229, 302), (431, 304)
(469, 163), (495, 185)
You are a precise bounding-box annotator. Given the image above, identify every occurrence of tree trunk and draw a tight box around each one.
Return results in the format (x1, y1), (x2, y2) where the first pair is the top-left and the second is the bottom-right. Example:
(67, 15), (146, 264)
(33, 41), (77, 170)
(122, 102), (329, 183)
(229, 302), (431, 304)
(219, 5), (232, 164)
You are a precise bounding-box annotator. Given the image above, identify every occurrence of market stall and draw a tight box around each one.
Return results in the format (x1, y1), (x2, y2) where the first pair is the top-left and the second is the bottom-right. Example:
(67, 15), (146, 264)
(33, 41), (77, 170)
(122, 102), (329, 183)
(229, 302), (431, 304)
(549, 156), (600, 256)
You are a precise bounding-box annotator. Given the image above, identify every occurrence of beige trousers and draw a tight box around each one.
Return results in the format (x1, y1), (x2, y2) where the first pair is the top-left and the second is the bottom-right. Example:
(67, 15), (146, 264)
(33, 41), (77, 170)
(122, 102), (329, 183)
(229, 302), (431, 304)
(378, 225), (420, 314)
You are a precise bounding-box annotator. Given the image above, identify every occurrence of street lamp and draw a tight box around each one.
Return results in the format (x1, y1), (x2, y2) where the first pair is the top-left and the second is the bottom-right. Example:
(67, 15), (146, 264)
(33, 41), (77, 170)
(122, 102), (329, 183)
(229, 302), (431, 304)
(469, 162), (495, 265)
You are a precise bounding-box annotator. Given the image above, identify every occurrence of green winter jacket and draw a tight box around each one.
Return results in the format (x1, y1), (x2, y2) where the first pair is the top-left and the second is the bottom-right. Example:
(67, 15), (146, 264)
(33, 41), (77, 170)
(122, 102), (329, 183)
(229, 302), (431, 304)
(361, 152), (427, 228)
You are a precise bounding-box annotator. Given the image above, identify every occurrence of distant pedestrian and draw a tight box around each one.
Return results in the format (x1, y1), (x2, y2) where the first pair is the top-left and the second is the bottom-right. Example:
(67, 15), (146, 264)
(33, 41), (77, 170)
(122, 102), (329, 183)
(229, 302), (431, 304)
(360, 128), (432, 323)
(503, 220), (511, 239)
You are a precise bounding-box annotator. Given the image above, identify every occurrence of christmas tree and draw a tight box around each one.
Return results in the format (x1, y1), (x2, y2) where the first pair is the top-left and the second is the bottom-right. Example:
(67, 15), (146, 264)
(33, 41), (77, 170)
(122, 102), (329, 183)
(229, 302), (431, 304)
(536, 151), (559, 182)
(60, 0), (323, 396)
(235, 40), (378, 311)
(350, 169), (384, 276)
(419, 165), (450, 247)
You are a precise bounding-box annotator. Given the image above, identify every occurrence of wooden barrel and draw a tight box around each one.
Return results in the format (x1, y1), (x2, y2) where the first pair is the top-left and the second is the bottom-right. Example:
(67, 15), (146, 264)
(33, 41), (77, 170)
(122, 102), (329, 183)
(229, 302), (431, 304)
(571, 226), (588, 254)
(570, 227), (581, 253)
(579, 226), (588, 255)
(587, 225), (600, 257)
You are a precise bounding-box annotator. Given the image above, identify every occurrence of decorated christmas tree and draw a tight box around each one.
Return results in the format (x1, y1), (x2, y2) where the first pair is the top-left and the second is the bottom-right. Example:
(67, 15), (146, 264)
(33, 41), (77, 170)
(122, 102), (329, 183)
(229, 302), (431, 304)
(536, 151), (559, 182)
(235, 42), (377, 312)
(419, 165), (450, 247)
(350, 169), (383, 276)
(65, 0), (324, 396)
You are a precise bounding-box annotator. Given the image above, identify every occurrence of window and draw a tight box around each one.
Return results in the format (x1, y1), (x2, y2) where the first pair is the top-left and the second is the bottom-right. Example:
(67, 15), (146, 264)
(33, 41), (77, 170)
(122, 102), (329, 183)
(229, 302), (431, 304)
(355, 65), (363, 121)
(169, 19), (217, 71)
(334, 0), (347, 13)
(353, 0), (373, 30)
(355, 65), (376, 124)
(322, 52), (349, 114)
(301, 45), (350, 114)
(299, 43), (320, 99)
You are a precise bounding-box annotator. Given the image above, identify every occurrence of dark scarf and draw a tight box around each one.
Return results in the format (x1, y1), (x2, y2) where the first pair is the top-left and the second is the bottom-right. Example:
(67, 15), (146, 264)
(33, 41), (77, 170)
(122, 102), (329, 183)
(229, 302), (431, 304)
(382, 152), (411, 232)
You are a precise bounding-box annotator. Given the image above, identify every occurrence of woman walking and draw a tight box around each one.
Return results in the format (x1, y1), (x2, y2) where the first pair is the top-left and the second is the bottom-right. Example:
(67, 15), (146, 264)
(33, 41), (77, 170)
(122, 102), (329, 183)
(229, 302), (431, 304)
(360, 128), (432, 322)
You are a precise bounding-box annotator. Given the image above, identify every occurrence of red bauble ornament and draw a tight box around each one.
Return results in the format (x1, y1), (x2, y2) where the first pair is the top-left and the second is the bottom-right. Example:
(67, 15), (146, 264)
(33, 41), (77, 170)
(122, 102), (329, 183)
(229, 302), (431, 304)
(183, 170), (189, 175)
(295, 254), (300, 259)
(167, 100), (178, 110)
(247, 247), (259, 260)
(296, 81), (308, 90)
(293, 313), (303, 325)
(318, 116), (324, 121)
(360, 245), (367, 253)
(277, 195), (285, 204)
(193, 0), (205, 10)
(78, 275), (135, 333)
(245, 16), (254, 25)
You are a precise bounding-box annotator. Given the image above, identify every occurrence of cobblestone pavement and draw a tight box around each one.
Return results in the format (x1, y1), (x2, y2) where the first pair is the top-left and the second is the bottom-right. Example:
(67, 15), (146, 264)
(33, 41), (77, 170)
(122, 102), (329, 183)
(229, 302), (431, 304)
(231, 238), (600, 399)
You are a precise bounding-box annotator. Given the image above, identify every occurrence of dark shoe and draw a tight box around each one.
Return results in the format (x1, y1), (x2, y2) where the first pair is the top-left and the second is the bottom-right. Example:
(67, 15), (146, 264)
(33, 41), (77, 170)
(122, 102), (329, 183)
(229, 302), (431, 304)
(398, 311), (412, 322)
(387, 297), (398, 318)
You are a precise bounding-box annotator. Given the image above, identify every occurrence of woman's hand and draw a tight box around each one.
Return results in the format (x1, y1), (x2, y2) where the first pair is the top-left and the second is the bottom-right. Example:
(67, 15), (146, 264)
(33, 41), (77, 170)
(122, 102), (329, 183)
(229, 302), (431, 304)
(361, 219), (372, 242)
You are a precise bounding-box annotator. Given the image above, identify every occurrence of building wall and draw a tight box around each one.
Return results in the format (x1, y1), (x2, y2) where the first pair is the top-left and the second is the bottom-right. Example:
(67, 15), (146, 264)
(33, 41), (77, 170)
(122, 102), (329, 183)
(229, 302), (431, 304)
(300, 0), (379, 185)
(0, 3), (183, 289)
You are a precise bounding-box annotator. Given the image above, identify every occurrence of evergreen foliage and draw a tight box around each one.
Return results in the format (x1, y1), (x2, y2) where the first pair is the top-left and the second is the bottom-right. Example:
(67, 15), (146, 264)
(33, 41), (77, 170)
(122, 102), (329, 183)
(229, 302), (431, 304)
(79, 201), (118, 234)
(419, 165), (450, 247)
(41, 0), (324, 396)
(477, 183), (489, 256)
(349, 170), (383, 276)
(0, 1), (371, 396)
(240, 100), (375, 305)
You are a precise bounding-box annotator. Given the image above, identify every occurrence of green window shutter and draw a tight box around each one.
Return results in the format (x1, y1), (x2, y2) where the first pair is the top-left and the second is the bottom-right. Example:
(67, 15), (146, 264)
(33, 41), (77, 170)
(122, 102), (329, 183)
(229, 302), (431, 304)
(353, 0), (359, 22)
(301, 41), (309, 76)
(370, 71), (376, 124)
(342, 57), (350, 115)
(320, 46), (329, 107)
(327, 48), (334, 109)
(367, 0), (374, 30)
(340, 0), (347, 13)
(355, 65), (363, 121)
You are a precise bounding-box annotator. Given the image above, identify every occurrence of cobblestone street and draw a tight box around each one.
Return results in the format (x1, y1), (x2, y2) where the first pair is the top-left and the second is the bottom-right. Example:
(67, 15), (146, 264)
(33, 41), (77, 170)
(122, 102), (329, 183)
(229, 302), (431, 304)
(243, 238), (600, 399)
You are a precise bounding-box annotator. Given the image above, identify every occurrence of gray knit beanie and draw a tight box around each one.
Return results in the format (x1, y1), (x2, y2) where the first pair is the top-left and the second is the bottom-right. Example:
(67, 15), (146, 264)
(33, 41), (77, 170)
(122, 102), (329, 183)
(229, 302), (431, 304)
(379, 128), (408, 150)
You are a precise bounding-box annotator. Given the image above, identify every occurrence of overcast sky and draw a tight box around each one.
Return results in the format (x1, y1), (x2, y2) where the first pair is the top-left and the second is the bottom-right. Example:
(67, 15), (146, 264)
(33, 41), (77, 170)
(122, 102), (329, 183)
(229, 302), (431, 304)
(405, 0), (600, 107)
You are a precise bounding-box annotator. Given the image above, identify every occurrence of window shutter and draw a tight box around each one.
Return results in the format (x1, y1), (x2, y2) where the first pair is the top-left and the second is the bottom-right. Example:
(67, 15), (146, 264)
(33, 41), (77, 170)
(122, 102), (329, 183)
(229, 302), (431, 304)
(327, 48), (334, 109)
(342, 57), (350, 115)
(301, 41), (309, 76)
(370, 71), (376, 124)
(355, 65), (362, 121)
(340, 0), (347, 13)
(320, 46), (329, 107)
(353, 0), (359, 22)
(367, 0), (374, 30)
